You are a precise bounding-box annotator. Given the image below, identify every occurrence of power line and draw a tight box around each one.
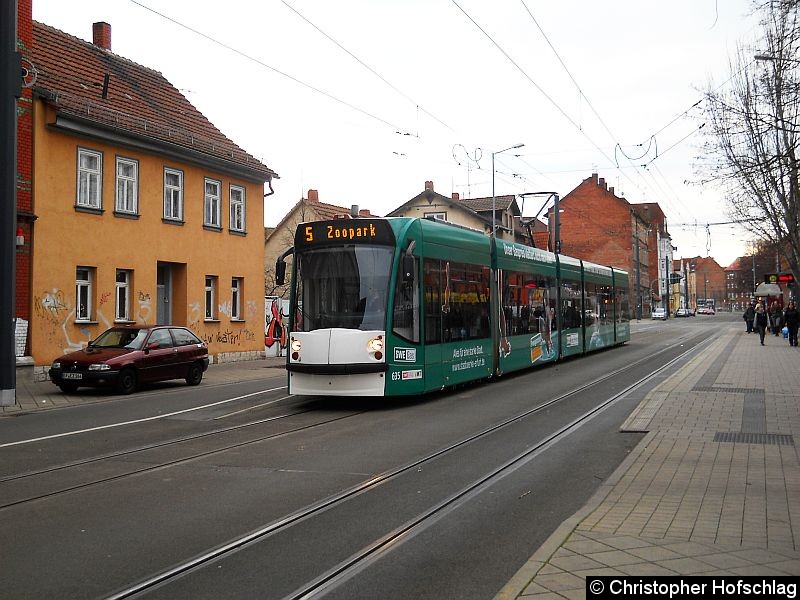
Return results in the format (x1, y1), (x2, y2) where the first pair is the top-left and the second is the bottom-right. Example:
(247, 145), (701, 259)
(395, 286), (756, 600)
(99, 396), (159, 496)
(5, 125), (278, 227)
(128, 0), (409, 133)
(280, 0), (457, 135)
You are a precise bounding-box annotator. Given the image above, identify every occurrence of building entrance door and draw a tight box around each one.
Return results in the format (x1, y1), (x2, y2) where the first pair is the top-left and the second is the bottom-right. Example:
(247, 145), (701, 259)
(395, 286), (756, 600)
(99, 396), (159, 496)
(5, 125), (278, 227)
(157, 263), (172, 325)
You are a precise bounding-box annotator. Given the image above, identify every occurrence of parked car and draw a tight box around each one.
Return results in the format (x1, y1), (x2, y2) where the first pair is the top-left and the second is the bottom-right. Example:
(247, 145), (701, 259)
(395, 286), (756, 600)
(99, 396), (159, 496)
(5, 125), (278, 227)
(651, 308), (667, 320)
(49, 325), (209, 394)
(697, 307), (716, 315)
(675, 308), (691, 317)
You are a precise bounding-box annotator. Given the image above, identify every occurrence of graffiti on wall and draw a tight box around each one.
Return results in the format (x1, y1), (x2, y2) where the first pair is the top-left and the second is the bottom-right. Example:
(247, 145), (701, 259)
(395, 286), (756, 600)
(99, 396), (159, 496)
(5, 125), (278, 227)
(137, 291), (152, 324)
(265, 296), (288, 357)
(34, 288), (110, 353)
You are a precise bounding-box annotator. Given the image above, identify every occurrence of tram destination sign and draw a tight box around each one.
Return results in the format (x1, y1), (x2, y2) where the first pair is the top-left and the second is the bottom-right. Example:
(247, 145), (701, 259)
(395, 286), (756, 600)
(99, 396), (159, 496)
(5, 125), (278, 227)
(295, 219), (395, 247)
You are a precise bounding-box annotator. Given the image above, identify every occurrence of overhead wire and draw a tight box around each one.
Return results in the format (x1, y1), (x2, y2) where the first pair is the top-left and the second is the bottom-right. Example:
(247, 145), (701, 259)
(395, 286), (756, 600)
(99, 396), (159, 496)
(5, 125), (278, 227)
(280, 0), (457, 135)
(127, 0), (409, 133)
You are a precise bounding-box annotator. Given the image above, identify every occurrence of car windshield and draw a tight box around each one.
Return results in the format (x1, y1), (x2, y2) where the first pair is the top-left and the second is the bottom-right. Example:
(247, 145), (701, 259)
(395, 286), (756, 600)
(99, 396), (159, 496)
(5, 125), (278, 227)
(90, 328), (148, 349)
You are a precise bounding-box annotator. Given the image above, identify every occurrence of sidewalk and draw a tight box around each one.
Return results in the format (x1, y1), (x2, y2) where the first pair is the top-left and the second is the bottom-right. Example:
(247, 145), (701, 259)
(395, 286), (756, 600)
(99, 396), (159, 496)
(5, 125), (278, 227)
(3, 355), (287, 415)
(496, 324), (800, 598)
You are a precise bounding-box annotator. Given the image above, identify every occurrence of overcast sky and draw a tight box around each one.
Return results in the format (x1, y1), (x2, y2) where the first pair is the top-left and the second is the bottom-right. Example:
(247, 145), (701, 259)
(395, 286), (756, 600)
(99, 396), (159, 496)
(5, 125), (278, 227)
(32, 0), (762, 267)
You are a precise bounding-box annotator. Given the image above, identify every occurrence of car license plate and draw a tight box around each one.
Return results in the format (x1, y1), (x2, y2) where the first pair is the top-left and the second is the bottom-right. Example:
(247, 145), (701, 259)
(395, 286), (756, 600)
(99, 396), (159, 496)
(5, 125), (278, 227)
(62, 372), (82, 380)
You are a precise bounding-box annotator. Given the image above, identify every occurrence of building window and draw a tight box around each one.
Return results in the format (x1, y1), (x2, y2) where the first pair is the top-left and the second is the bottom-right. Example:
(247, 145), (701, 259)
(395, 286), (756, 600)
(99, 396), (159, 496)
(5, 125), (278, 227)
(205, 276), (218, 320)
(76, 267), (94, 321)
(424, 212), (447, 221)
(164, 168), (183, 221)
(116, 270), (131, 321)
(231, 277), (242, 320)
(204, 178), (221, 228)
(77, 148), (102, 209)
(115, 157), (138, 214)
(229, 185), (246, 232)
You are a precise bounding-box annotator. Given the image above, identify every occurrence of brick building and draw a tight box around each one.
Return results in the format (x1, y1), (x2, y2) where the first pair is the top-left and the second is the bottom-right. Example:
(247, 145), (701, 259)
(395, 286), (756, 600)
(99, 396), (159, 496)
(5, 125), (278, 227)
(553, 173), (655, 319)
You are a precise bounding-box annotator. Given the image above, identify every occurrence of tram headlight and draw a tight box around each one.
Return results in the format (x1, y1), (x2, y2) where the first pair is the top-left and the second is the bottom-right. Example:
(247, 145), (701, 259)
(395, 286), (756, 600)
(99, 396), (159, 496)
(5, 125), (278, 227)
(291, 338), (302, 353)
(367, 337), (383, 360)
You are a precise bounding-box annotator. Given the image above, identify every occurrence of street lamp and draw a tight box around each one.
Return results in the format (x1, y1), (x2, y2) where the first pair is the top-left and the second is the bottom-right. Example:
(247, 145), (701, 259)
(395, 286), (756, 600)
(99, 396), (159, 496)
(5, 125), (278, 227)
(491, 143), (524, 238)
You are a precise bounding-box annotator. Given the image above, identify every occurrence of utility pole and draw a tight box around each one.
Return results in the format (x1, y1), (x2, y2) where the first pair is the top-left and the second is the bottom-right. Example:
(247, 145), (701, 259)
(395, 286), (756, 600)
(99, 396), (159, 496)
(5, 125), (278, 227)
(1, 0), (20, 407)
(634, 219), (642, 320)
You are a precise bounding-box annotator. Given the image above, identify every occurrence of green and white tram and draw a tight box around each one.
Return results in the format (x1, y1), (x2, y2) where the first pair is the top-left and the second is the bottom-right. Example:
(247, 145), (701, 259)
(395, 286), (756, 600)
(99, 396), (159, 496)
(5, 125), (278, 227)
(276, 217), (630, 397)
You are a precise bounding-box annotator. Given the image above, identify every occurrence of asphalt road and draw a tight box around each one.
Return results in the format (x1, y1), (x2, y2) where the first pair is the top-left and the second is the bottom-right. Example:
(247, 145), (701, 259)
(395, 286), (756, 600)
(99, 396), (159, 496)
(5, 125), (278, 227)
(0, 315), (729, 599)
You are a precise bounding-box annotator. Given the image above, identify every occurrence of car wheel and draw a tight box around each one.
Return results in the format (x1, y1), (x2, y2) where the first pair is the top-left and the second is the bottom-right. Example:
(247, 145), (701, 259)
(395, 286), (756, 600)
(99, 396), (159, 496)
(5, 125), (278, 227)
(58, 383), (79, 393)
(185, 362), (204, 386)
(116, 368), (137, 395)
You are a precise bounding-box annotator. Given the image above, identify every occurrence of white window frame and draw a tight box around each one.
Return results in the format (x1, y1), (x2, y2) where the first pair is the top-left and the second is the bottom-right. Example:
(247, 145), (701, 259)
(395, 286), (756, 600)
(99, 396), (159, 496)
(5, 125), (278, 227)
(204, 178), (222, 228)
(164, 168), (184, 221)
(77, 148), (102, 209)
(76, 267), (93, 321)
(424, 212), (447, 221)
(115, 157), (138, 214)
(231, 277), (242, 320)
(229, 185), (246, 232)
(205, 276), (217, 320)
(115, 269), (131, 321)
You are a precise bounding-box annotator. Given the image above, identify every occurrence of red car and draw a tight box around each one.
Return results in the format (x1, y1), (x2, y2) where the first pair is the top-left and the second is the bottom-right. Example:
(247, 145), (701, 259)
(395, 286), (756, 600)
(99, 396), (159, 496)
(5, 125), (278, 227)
(49, 325), (209, 394)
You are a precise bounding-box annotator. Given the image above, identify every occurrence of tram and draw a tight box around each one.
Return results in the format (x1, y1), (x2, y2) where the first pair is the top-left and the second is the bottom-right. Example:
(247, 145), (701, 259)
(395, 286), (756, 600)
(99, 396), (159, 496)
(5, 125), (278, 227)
(275, 217), (630, 396)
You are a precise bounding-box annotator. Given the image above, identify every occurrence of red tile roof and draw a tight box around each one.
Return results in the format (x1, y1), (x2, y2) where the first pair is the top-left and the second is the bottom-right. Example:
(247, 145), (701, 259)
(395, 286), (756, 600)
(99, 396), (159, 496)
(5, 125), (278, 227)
(31, 21), (277, 181)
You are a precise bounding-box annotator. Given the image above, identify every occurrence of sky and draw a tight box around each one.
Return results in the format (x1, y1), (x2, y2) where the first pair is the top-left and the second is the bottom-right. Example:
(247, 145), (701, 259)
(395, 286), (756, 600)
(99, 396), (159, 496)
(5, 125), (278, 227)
(32, 0), (764, 267)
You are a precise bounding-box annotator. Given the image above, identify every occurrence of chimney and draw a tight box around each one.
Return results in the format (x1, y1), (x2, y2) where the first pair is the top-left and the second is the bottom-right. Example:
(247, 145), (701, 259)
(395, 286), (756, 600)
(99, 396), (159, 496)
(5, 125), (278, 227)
(93, 22), (112, 51)
(307, 189), (319, 203)
(424, 181), (434, 191)
(609, 186), (615, 196)
(451, 192), (460, 201)
(598, 177), (606, 190)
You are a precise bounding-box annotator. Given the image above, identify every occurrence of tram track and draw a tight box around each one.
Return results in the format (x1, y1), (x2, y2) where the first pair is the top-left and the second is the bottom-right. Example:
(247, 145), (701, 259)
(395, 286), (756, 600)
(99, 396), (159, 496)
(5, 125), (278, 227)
(105, 328), (716, 599)
(0, 406), (374, 510)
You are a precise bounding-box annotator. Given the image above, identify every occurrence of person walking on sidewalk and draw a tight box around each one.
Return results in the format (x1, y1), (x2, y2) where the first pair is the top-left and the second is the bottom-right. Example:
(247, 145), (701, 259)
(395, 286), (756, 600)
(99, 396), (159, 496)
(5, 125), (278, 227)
(755, 301), (768, 345)
(784, 300), (799, 347)
(769, 301), (783, 336)
(743, 303), (755, 333)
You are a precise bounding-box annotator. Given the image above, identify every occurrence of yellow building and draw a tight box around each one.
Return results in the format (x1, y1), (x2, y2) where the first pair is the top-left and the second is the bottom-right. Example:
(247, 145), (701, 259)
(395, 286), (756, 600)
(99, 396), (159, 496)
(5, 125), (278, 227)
(28, 21), (277, 374)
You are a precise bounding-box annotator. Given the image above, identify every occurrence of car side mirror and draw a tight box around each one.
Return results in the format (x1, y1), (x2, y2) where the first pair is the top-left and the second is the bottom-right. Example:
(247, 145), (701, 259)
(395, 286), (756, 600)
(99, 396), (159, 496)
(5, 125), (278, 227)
(146, 342), (160, 351)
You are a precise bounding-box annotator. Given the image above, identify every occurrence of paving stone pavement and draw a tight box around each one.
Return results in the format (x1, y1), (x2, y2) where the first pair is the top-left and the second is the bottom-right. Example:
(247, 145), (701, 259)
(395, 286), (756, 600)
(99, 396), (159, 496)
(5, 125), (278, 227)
(496, 324), (800, 599)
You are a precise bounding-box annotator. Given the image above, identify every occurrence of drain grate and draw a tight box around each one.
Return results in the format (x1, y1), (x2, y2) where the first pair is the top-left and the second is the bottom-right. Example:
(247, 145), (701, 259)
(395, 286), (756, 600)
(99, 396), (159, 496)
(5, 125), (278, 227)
(694, 386), (761, 394)
(714, 432), (794, 446)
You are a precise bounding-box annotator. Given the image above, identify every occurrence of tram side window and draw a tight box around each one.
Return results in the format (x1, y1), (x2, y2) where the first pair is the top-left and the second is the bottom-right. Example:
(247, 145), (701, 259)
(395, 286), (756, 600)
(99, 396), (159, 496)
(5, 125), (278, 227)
(502, 271), (555, 335)
(393, 256), (420, 343)
(615, 284), (630, 323)
(561, 278), (583, 329)
(423, 260), (442, 344)
(598, 285), (613, 324)
(586, 282), (612, 325)
(442, 262), (490, 341)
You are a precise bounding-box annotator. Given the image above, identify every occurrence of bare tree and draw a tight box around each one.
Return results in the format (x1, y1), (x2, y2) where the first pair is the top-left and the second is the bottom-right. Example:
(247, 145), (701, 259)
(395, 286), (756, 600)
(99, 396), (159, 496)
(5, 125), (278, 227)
(264, 201), (316, 299)
(701, 0), (800, 283)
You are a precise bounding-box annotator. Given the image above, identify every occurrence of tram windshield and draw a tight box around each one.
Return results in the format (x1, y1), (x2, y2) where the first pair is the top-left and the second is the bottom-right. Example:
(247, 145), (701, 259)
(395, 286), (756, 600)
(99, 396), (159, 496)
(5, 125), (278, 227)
(293, 245), (393, 331)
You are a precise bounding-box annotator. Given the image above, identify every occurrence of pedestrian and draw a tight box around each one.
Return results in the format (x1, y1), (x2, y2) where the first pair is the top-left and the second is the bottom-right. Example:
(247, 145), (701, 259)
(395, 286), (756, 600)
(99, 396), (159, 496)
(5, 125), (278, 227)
(784, 300), (799, 347)
(769, 301), (783, 336)
(743, 303), (755, 333)
(755, 301), (768, 345)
